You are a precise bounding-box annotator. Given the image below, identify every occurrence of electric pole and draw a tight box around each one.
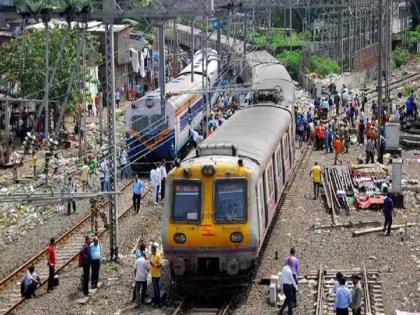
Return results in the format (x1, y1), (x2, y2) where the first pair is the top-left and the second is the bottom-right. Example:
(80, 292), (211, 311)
(377, 0), (383, 134)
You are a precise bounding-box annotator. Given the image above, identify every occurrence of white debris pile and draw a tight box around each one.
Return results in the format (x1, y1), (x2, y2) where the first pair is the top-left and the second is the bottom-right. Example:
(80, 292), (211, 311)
(0, 184), (63, 248)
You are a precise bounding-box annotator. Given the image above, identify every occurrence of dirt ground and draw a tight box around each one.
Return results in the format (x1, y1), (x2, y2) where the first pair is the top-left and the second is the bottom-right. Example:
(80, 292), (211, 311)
(234, 142), (420, 315)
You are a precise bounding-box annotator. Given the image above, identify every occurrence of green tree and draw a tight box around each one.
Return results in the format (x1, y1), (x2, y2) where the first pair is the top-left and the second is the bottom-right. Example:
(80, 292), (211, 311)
(0, 27), (101, 115)
(309, 55), (341, 76)
(276, 50), (301, 75)
(392, 47), (410, 68)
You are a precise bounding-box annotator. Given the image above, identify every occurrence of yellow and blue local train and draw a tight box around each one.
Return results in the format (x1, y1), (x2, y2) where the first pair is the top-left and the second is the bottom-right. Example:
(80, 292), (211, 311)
(162, 51), (296, 282)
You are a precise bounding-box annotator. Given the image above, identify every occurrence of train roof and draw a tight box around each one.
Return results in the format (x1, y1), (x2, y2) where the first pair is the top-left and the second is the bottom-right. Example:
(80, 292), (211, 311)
(245, 51), (295, 103)
(194, 104), (292, 165)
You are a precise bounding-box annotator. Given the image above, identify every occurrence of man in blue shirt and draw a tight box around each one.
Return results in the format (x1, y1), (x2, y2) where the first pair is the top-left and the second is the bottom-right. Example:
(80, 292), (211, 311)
(383, 191), (394, 236)
(334, 277), (351, 315)
(90, 237), (101, 288)
(133, 175), (144, 214)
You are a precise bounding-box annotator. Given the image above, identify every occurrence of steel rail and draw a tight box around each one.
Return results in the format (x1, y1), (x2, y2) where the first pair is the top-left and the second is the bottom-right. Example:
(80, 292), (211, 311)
(315, 263), (324, 315)
(0, 179), (149, 315)
(365, 72), (420, 98)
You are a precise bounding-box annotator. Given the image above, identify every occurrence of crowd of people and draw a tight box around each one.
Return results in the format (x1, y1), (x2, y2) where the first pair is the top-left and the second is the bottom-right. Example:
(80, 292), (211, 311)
(295, 83), (406, 166)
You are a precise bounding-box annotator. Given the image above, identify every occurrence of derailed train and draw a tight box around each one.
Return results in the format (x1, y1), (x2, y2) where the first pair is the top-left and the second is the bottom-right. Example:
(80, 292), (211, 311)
(162, 50), (296, 285)
(125, 49), (219, 166)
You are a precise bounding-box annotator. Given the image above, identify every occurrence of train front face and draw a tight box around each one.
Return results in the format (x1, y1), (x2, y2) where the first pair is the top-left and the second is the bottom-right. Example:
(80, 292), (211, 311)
(162, 158), (258, 281)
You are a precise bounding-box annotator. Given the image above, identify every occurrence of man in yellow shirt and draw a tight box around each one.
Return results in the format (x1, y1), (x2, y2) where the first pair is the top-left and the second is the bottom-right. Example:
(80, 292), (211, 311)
(310, 162), (322, 199)
(150, 245), (162, 308)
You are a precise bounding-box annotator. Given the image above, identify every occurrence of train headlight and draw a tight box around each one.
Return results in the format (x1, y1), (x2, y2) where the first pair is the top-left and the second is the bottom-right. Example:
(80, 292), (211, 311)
(174, 233), (186, 244)
(173, 257), (186, 276)
(201, 165), (215, 176)
(230, 232), (244, 243)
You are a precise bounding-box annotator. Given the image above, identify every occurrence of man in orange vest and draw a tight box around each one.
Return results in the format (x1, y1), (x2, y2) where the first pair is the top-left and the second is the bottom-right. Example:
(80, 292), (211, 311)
(334, 136), (343, 165)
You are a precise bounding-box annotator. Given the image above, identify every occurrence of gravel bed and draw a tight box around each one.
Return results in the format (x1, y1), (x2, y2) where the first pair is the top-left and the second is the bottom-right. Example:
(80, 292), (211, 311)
(234, 143), (420, 315)
(0, 179), (132, 279)
(10, 181), (169, 315)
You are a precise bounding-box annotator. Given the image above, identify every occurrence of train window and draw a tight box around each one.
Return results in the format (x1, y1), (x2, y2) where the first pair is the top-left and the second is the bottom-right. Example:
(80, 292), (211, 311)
(172, 180), (202, 222)
(265, 162), (274, 197)
(214, 179), (247, 223)
(275, 147), (282, 179)
(283, 133), (290, 162)
(132, 115), (148, 132)
(151, 114), (164, 129)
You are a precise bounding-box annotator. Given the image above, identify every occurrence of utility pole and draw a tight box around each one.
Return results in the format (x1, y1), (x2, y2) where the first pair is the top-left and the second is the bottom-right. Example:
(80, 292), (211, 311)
(217, 17), (221, 74)
(243, 13), (247, 56)
(377, 0), (383, 134)
(43, 18), (50, 142)
(5, 88), (10, 163)
(79, 22), (87, 158)
(99, 91), (104, 147)
(191, 18), (195, 83)
(158, 21), (166, 120)
(104, 0), (118, 262)
(339, 0), (344, 72)
(202, 16), (209, 137)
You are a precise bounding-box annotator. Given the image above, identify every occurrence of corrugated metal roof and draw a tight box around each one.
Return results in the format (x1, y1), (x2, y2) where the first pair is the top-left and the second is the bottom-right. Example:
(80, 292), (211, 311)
(245, 51), (295, 103)
(198, 104), (292, 165)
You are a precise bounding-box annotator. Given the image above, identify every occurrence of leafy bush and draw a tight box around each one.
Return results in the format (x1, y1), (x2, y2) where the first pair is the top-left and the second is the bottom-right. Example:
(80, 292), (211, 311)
(308, 56), (341, 76)
(250, 29), (305, 50)
(276, 50), (301, 74)
(392, 47), (409, 68)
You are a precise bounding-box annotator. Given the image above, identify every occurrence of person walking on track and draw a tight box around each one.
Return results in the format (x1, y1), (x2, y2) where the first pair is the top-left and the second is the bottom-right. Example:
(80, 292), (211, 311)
(279, 258), (298, 315)
(67, 177), (77, 215)
(132, 175), (144, 214)
(350, 274), (362, 315)
(47, 238), (56, 292)
(160, 160), (167, 201)
(150, 245), (163, 308)
(134, 251), (150, 306)
(334, 277), (351, 315)
(150, 163), (161, 205)
(284, 247), (299, 307)
(383, 190), (394, 236)
(310, 162), (321, 199)
(80, 236), (92, 296)
(90, 237), (101, 289)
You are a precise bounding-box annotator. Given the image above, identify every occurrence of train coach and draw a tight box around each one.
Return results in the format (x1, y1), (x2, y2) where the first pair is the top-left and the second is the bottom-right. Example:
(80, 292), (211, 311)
(125, 49), (219, 169)
(162, 52), (296, 286)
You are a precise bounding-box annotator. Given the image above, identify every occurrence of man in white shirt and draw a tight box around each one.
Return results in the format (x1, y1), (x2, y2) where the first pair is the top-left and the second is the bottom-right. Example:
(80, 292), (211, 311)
(22, 266), (40, 298)
(67, 177), (77, 215)
(134, 255), (150, 306)
(100, 159), (109, 192)
(159, 160), (167, 201)
(150, 163), (161, 205)
(120, 149), (128, 180)
(279, 258), (298, 315)
(189, 126), (203, 148)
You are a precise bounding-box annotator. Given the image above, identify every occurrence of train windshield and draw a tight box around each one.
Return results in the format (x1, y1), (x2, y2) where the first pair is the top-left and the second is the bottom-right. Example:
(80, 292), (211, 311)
(172, 181), (201, 222)
(214, 179), (247, 223)
(132, 115), (148, 132)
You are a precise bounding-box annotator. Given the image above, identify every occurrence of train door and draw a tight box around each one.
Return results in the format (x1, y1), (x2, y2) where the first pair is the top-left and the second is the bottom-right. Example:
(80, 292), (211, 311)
(262, 174), (269, 228)
(283, 132), (291, 177)
(257, 180), (266, 242)
(272, 153), (278, 203)
(264, 161), (275, 222)
(288, 126), (293, 168)
(281, 139), (286, 184)
(275, 145), (284, 198)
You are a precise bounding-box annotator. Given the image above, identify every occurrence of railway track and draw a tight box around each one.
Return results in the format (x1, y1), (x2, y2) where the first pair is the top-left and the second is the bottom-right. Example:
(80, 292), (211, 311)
(172, 297), (232, 315)
(365, 71), (420, 98)
(0, 179), (150, 315)
(313, 264), (384, 315)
